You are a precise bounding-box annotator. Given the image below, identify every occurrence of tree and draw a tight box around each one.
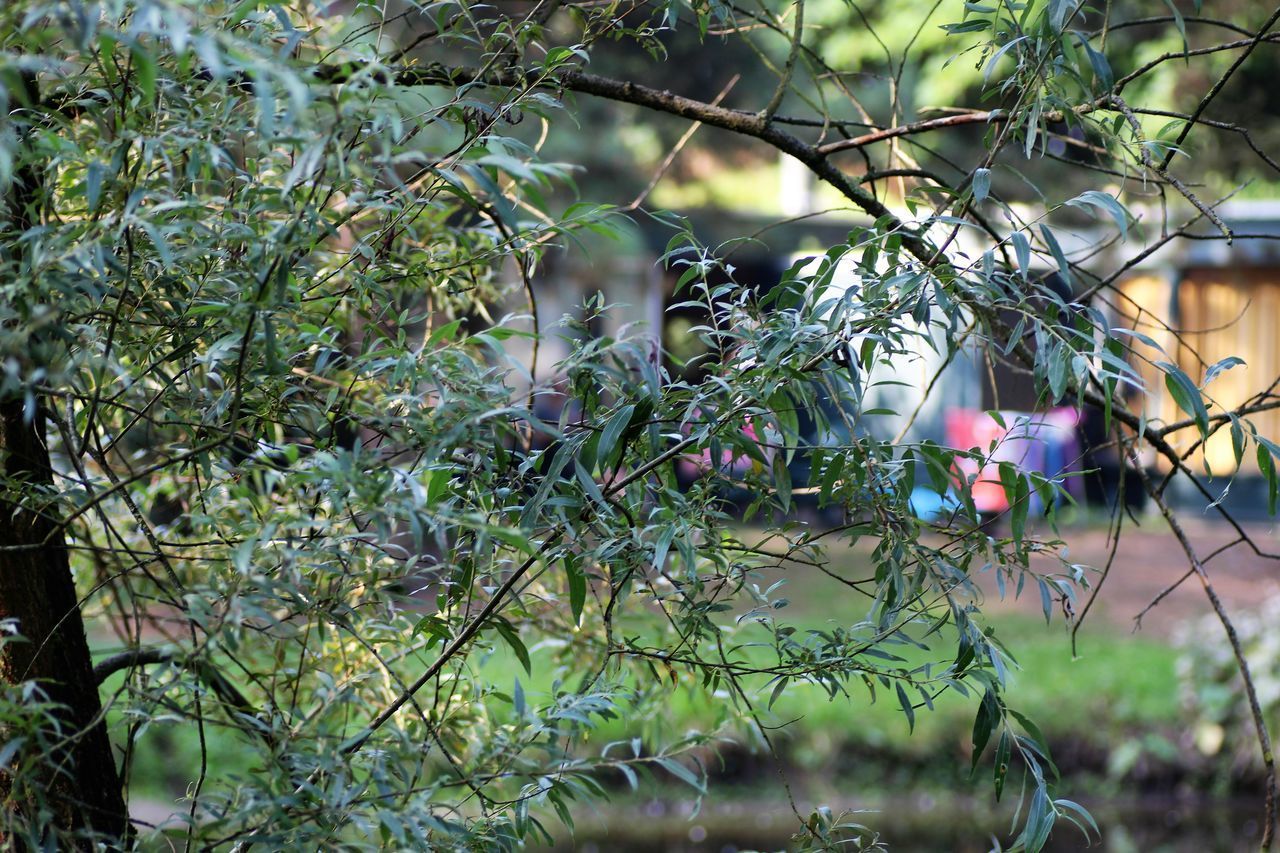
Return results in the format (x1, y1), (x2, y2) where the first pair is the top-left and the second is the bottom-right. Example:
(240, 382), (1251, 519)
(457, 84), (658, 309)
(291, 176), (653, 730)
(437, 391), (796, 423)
(1, 0), (1277, 848)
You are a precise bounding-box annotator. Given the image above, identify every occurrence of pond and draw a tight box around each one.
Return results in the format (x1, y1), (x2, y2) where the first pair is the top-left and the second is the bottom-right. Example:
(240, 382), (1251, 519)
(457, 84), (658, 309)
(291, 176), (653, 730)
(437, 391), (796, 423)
(542, 794), (1261, 852)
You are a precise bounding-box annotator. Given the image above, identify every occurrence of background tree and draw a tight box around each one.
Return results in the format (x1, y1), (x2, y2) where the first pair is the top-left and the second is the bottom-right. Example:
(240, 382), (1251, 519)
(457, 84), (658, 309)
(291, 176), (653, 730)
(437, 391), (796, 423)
(1, 0), (1278, 849)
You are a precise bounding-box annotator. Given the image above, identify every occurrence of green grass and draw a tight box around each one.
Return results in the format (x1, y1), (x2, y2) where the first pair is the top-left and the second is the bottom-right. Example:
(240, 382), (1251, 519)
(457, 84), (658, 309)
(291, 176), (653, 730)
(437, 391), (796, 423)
(554, 529), (1183, 765)
(558, 612), (1180, 767)
(98, 533), (1189, 811)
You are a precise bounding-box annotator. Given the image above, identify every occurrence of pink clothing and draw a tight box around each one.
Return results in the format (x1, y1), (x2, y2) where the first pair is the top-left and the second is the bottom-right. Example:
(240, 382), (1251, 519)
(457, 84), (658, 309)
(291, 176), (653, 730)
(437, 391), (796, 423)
(944, 408), (1082, 513)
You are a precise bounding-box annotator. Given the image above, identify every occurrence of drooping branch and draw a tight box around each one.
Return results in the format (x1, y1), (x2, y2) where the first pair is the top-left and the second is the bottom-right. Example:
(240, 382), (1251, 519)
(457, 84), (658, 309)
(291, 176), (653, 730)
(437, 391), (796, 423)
(58, 27), (1275, 843)
(317, 53), (1275, 786)
(1131, 457), (1278, 848)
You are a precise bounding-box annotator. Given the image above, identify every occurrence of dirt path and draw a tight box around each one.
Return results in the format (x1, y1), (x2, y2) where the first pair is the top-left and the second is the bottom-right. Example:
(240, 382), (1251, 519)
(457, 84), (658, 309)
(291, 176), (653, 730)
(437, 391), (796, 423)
(754, 518), (1280, 636)
(1017, 518), (1280, 636)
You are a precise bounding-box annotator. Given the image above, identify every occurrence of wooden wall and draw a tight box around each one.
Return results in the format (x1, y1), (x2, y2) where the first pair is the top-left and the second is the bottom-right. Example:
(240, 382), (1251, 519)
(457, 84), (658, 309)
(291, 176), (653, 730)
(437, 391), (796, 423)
(1118, 268), (1280, 474)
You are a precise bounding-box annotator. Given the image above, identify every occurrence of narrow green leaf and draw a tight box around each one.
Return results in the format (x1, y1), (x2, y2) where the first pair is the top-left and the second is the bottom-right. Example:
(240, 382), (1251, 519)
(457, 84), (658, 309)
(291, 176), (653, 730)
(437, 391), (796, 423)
(1203, 355), (1244, 387)
(1053, 798), (1100, 837)
(617, 763), (638, 790)
(772, 454), (792, 513)
(1063, 190), (1130, 239)
(1162, 0), (1188, 56)
(493, 617), (531, 674)
(768, 677), (789, 709)
(1230, 415), (1245, 468)
(131, 46), (157, 102)
(1158, 361), (1209, 438)
(426, 319), (464, 347)
(599, 404), (635, 467)
(971, 689), (999, 770)
(565, 554), (586, 626)
(653, 524), (676, 572)
(1010, 231), (1031, 281)
(972, 168), (991, 203)
(1038, 224), (1074, 287)
(895, 682), (915, 732)
(658, 757), (704, 792)
(85, 161), (103, 212)
(1258, 443), (1277, 515)
(426, 467), (450, 506)
(993, 730), (1011, 800)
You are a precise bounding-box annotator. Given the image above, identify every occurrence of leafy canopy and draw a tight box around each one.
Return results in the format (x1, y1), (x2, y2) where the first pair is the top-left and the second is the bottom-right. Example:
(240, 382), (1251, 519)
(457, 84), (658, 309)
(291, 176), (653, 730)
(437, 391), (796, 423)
(0, 0), (1277, 850)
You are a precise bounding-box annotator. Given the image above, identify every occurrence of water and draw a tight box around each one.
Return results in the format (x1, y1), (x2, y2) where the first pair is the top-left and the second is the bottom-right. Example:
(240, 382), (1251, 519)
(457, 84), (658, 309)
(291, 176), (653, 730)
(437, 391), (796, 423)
(545, 794), (1261, 851)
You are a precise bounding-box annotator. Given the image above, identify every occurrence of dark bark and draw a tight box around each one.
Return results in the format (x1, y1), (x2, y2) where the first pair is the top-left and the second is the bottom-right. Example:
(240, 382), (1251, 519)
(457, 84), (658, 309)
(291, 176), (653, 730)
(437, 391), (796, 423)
(0, 403), (131, 846)
(0, 70), (130, 848)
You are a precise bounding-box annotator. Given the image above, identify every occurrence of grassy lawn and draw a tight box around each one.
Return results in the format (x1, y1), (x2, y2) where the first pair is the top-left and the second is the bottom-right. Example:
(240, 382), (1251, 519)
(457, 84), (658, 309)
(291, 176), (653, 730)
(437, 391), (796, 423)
(103, 529), (1199, 821)
(569, 528), (1185, 768)
(567, 610), (1182, 779)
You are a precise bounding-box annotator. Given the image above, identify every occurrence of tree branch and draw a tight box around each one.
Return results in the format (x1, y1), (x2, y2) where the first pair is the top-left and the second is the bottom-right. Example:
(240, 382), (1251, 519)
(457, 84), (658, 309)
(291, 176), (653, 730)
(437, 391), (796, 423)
(92, 647), (176, 684)
(94, 648), (274, 747)
(1158, 5), (1280, 170)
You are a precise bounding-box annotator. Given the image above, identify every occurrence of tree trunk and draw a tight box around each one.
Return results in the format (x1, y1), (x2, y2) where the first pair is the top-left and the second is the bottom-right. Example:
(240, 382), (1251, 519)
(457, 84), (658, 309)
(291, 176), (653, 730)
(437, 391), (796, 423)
(0, 70), (130, 848)
(0, 401), (130, 845)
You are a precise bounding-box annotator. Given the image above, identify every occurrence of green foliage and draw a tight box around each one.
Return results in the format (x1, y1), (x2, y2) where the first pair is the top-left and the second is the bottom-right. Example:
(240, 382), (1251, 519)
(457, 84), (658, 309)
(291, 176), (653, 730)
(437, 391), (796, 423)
(0, 1), (1276, 850)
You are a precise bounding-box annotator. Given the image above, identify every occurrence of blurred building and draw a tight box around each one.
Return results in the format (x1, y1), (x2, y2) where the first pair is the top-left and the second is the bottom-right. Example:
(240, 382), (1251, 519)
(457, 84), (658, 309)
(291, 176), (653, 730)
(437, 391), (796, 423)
(526, 168), (1280, 517)
(1110, 202), (1280, 516)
